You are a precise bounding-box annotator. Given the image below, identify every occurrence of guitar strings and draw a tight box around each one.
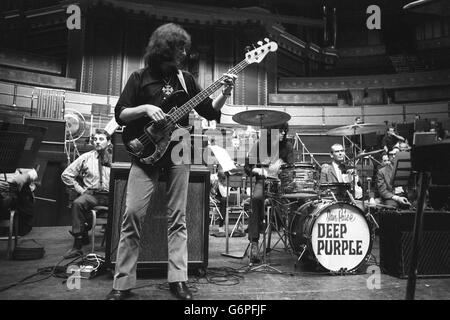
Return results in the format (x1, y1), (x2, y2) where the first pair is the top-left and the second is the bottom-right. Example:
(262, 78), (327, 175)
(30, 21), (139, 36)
(134, 59), (248, 148)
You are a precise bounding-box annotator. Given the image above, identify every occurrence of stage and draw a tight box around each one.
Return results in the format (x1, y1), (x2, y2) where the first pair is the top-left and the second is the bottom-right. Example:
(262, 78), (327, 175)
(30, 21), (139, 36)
(1, 225), (450, 301)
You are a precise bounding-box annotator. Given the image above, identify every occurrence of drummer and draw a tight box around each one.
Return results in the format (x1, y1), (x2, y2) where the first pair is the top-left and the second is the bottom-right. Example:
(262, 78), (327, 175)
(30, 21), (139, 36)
(244, 122), (294, 263)
(319, 143), (363, 200)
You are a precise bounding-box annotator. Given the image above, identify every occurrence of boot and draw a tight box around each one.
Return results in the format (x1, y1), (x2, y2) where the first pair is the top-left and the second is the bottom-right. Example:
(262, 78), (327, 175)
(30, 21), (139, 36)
(63, 233), (84, 259)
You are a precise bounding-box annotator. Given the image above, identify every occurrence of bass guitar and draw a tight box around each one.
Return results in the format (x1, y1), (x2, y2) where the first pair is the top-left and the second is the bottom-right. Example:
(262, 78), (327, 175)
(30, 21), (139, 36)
(122, 39), (278, 166)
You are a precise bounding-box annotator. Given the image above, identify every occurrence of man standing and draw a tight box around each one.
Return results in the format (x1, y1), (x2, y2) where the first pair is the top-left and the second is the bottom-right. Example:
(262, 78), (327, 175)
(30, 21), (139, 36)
(106, 23), (236, 300)
(61, 129), (111, 259)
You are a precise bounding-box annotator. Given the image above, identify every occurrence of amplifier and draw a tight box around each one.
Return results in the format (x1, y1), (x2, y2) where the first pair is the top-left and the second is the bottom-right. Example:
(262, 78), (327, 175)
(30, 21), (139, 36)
(111, 130), (130, 163)
(379, 210), (450, 278)
(105, 163), (210, 274)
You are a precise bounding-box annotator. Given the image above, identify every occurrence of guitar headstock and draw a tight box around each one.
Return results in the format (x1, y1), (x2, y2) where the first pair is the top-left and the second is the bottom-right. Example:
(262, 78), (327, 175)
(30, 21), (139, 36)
(245, 39), (278, 64)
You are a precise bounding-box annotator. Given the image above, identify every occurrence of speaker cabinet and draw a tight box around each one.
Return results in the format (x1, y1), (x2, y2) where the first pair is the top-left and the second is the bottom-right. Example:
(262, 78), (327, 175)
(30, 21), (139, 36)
(105, 163), (210, 273)
(379, 210), (450, 278)
(111, 130), (130, 163)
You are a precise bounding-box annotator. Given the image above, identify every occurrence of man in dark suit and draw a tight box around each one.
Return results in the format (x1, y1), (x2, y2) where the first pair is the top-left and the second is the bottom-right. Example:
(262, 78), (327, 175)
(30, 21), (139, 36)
(320, 143), (362, 200)
(376, 152), (411, 208)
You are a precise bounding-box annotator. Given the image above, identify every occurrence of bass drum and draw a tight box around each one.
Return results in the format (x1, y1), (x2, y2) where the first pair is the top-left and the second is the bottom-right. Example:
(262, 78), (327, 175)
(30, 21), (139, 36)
(289, 200), (374, 273)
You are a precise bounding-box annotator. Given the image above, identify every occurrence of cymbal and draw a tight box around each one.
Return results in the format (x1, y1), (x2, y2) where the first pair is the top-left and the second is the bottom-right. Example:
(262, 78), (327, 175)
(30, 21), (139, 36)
(232, 109), (291, 127)
(355, 149), (384, 159)
(326, 123), (385, 136)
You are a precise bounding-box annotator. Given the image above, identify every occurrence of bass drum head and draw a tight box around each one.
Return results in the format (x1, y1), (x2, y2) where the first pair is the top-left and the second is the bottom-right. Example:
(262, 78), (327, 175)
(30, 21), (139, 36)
(289, 200), (331, 255)
(290, 201), (373, 273)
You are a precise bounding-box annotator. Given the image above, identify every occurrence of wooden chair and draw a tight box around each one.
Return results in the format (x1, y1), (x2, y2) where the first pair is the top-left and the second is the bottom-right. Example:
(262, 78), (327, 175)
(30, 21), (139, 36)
(90, 206), (108, 253)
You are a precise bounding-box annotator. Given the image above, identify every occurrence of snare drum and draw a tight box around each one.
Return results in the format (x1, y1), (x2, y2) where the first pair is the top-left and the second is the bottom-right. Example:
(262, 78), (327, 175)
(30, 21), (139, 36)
(289, 200), (374, 273)
(279, 163), (318, 197)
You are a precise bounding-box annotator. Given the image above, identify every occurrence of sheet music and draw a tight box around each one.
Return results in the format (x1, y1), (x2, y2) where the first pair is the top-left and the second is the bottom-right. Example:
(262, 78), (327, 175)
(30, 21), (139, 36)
(210, 145), (236, 173)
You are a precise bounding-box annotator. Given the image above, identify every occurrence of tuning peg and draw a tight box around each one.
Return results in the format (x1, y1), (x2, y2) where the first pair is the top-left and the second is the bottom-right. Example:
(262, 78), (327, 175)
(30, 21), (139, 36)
(245, 46), (252, 52)
(264, 38), (270, 43)
(257, 41), (263, 46)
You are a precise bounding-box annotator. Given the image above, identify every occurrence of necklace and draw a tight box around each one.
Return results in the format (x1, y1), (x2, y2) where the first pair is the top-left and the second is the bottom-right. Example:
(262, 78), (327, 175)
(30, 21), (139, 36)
(161, 76), (174, 97)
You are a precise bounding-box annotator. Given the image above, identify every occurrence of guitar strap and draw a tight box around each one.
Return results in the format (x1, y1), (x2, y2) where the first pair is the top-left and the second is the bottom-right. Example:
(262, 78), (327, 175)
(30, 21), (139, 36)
(176, 70), (188, 95)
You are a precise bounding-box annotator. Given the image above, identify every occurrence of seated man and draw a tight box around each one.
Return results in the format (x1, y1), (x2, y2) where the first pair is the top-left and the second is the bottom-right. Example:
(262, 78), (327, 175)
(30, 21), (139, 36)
(244, 122), (294, 263)
(320, 143), (362, 200)
(376, 151), (411, 208)
(61, 129), (111, 259)
(0, 169), (37, 237)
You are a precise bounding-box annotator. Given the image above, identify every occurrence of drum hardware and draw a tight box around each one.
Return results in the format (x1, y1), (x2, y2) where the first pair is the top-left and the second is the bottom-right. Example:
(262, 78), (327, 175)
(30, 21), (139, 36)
(365, 211), (380, 230)
(264, 197), (292, 254)
(250, 200), (283, 274)
(294, 244), (307, 268)
(233, 109), (290, 273)
(355, 149), (384, 160)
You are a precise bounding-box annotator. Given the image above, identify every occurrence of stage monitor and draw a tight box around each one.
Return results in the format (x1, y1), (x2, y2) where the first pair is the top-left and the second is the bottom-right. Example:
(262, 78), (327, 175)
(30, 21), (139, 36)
(0, 122), (47, 169)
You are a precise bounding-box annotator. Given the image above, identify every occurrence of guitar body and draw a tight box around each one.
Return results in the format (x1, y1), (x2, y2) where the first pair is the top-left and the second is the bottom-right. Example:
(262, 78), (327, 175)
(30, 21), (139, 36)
(121, 90), (190, 166)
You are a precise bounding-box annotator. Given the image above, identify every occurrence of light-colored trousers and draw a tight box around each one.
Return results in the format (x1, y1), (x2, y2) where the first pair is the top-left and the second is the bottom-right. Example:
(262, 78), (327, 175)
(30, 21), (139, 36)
(113, 162), (190, 290)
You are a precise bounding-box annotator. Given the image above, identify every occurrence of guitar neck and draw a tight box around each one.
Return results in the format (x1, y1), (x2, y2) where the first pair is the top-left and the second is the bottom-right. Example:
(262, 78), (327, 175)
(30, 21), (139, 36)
(170, 59), (249, 123)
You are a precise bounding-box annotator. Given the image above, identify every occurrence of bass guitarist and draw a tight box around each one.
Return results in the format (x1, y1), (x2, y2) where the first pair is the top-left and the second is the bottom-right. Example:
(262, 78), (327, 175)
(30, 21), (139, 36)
(106, 23), (236, 300)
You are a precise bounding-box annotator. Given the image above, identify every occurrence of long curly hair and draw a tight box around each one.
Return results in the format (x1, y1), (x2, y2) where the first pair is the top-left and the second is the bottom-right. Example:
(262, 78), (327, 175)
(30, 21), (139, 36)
(144, 23), (191, 68)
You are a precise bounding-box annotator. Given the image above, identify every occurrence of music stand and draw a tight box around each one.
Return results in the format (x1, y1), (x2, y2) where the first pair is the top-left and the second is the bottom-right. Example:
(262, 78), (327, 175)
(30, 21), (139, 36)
(0, 122), (46, 169)
(210, 145), (249, 259)
(0, 131), (28, 174)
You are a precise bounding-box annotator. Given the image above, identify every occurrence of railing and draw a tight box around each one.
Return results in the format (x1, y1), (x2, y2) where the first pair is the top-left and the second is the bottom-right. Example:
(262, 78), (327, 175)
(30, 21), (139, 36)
(293, 133), (322, 167)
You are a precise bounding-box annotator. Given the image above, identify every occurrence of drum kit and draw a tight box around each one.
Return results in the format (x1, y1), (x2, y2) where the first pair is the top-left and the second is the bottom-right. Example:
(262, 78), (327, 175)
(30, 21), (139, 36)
(232, 110), (383, 274)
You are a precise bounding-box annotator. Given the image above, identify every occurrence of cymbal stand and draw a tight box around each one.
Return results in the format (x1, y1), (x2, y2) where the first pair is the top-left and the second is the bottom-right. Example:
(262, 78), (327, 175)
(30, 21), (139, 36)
(250, 189), (282, 274)
(250, 115), (282, 273)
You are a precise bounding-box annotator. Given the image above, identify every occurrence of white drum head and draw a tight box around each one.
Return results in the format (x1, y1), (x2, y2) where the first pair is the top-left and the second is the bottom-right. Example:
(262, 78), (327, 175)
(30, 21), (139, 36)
(310, 203), (371, 272)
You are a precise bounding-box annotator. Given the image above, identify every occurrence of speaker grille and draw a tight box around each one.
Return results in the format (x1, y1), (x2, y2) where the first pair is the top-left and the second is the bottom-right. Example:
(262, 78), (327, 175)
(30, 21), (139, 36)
(399, 231), (450, 277)
(379, 211), (450, 278)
